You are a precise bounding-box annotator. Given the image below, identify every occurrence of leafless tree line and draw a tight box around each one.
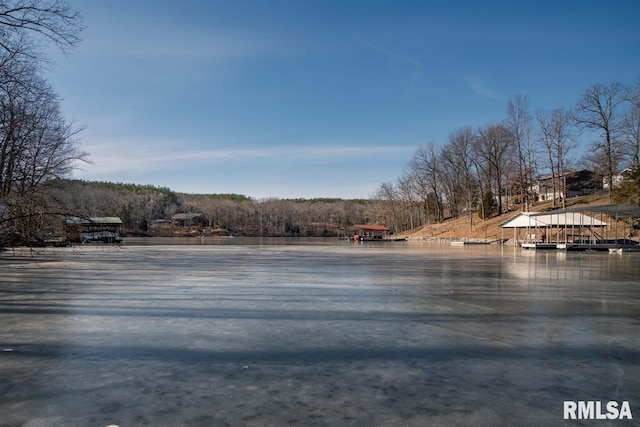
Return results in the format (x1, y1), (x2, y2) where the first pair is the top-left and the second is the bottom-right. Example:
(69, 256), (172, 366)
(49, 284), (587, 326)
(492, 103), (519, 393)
(374, 82), (640, 233)
(52, 180), (378, 238)
(192, 196), (374, 237)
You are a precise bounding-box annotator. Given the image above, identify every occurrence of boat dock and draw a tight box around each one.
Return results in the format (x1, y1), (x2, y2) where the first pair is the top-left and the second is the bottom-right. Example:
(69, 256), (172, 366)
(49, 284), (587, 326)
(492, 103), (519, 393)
(502, 204), (640, 252)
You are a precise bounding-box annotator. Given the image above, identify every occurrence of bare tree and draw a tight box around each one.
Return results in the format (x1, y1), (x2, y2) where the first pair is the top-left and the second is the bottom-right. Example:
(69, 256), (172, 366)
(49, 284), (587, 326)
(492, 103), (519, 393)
(622, 85), (640, 169)
(536, 108), (576, 207)
(473, 123), (514, 215)
(506, 94), (535, 211)
(371, 182), (400, 233)
(396, 173), (420, 230)
(574, 82), (630, 199)
(439, 157), (463, 219)
(409, 143), (445, 222)
(442, 126), (477, 230)
(0, 0), (82, 56)
(0, 0), (83, 244)
(402, 160), (433, 225)
(537, 110), (558, 205)
(1, 64), (85, 182)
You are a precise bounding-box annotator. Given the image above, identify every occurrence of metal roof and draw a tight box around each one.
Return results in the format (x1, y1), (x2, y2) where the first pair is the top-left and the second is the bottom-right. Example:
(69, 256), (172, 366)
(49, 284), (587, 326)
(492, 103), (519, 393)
(501, 212), (608, 228)
(552, 203), (640, 218)
(500, 213), (548, 228)
(65, 217), (123, 225)
(501, 204), (640, 228)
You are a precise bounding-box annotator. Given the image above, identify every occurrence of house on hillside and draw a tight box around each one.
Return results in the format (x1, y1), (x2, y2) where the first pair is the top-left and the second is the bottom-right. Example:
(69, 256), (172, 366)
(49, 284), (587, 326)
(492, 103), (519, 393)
(531, 170), (598, 202)
(172, 213), (209, 228)
(603, 169), (633, 189)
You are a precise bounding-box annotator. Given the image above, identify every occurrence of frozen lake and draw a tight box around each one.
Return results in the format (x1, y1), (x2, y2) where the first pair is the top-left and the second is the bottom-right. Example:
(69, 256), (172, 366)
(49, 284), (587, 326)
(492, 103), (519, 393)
(1, 239), (639, 426)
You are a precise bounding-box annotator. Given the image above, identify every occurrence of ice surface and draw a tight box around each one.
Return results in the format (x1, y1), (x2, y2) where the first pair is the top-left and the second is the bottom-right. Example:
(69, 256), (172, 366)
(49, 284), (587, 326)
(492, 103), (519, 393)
(0, 240), (638, 426)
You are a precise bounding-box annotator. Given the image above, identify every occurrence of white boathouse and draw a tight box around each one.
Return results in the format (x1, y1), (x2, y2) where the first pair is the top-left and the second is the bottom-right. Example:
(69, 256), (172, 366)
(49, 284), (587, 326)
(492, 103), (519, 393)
(501, 204), (640, 251)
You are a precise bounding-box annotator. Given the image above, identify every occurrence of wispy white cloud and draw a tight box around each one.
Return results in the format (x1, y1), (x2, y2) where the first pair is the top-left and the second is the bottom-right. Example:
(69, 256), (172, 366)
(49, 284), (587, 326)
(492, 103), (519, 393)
(460, 74), (505, 101)
(73, 137), (414, 177)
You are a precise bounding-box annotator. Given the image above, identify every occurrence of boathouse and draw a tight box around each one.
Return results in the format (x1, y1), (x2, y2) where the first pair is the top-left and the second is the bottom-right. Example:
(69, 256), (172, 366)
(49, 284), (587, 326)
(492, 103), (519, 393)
(65, 217), (123, 244)
(353, 224), (390, 240)
(501, 204), (640, 250)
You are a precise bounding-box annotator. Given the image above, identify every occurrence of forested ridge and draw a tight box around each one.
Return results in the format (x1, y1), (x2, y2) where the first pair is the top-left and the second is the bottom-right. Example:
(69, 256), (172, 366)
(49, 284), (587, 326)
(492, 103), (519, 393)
(50, 179), (377, 238)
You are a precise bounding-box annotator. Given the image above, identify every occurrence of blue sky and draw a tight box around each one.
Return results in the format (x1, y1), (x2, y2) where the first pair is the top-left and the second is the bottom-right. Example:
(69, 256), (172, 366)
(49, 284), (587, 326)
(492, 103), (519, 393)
(46, 0), (640, 199)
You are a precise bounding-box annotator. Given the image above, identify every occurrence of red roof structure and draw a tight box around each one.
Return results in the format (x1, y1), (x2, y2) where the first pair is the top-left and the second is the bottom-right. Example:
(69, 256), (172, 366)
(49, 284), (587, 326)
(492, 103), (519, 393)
(354, 224), (390, 232)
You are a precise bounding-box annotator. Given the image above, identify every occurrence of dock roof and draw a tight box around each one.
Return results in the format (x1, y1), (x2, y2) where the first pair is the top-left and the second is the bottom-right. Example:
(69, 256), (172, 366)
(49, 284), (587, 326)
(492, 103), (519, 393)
(501, 212), (608, 228)
(554, 203), (640, 218)
(501, 203), (640, 228)
(65, 217), (123, 226)
(354, 224), (390, 232)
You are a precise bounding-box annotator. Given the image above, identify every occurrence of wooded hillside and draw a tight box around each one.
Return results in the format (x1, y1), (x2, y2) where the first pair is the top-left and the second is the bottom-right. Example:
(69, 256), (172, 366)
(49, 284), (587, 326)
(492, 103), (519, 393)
(48, 179), (378, 238)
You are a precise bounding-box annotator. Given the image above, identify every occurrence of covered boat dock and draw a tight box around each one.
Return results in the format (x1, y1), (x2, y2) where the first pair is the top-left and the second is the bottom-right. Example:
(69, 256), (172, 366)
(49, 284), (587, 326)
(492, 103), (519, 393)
(65, 217), (123, 244)
(352, 224), (392, 241)
(501, 204), (640, 251)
